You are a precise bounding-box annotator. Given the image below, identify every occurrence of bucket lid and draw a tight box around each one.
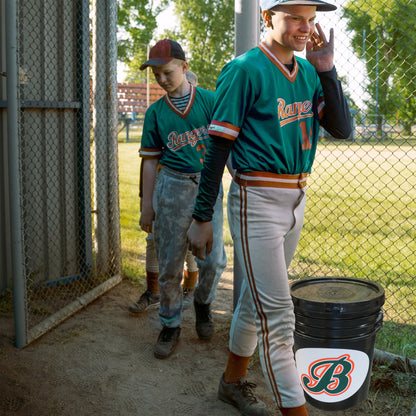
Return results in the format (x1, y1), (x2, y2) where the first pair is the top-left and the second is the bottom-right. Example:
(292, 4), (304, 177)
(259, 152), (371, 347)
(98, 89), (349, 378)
(290, 277), (385, 317)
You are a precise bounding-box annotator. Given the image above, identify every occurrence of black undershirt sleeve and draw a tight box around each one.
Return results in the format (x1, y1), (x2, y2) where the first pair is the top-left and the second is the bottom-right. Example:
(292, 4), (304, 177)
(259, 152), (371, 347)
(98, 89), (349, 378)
(318, 67), (352, 139)
(192, 138), (232, 223)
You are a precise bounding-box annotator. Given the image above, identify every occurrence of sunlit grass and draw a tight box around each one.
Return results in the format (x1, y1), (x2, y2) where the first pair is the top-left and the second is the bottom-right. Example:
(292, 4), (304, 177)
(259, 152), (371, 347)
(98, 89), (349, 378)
(118, 142), (146, 282)
(292, 141), (416, 356)
(118, 140), (416, 356)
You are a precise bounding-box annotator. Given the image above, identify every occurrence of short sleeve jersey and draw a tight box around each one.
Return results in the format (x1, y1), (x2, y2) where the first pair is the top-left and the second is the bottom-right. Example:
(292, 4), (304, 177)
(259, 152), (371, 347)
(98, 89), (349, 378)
(208, 43), (325, 175)
(140, 85), (215, 173)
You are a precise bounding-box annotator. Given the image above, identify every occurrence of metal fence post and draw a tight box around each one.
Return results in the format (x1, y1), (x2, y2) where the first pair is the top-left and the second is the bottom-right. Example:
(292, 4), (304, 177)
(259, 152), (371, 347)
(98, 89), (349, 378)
(6, 0), (26, 348)
(92, 0), (121, 276)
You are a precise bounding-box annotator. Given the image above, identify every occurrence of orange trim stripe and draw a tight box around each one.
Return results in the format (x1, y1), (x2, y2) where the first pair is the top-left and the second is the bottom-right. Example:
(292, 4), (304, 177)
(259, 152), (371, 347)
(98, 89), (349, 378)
(165, 84), (196, 118)
(139, 148), (162, 158)
(258, 43), (298, 83)
(235, 171), (308, 189)
(280, 113), (313, 127)
(209, 121), (239, 141)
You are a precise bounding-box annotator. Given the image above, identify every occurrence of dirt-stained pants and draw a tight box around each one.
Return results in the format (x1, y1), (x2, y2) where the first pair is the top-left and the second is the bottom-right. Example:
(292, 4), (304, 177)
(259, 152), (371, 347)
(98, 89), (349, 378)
(153, 165), (227, 328)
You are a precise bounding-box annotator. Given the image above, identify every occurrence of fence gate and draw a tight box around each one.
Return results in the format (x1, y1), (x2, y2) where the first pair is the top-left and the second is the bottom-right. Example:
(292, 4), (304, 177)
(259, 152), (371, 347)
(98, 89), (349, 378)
(0, 0), (121, 348)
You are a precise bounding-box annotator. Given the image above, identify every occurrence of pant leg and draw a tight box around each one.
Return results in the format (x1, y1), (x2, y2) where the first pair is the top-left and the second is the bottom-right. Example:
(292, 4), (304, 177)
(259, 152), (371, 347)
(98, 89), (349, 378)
(227, 180), (306, 408)
(194, 183), (227, 305)
(153, 169), (196, 328)
(228, 276), (257, 356)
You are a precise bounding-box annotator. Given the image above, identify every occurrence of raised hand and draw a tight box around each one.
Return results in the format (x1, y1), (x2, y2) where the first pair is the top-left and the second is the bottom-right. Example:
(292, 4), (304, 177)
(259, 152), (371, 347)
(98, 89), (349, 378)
(306, 23), (334, 72)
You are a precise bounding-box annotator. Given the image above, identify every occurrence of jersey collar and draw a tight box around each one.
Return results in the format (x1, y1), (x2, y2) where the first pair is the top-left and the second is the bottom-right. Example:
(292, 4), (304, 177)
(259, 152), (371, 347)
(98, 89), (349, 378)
(164, 84), (196, 119)
(258, 43), (299, 83)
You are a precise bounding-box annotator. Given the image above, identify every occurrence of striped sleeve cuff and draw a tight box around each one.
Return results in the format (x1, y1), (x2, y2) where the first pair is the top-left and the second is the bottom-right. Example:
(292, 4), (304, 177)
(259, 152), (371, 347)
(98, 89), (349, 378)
(139, 148), (162, 158)
(208, 121), (240, 141)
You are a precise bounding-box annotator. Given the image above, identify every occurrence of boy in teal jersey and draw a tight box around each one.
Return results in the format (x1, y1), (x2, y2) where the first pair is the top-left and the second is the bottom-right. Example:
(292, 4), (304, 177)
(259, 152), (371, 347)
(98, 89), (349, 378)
(187, 1), (351, 415)
(128, 70), (201, 316)
(139, 39), (227, 359)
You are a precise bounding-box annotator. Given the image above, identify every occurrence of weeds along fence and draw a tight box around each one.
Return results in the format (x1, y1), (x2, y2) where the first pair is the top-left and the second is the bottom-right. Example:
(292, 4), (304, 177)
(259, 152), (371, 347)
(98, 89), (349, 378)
(0, 0), (121, 348)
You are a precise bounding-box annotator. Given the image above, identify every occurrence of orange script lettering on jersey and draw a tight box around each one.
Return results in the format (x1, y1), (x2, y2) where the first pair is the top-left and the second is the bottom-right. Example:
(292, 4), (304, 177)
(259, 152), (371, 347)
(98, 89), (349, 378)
(277, 99), (313, 127)
(167, 126), (210, 151)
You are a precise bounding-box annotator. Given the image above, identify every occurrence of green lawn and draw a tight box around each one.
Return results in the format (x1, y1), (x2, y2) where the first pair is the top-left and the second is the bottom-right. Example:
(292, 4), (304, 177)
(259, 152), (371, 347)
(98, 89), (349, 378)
(118, 140), (416, 357)
(118, 142), (146, 281)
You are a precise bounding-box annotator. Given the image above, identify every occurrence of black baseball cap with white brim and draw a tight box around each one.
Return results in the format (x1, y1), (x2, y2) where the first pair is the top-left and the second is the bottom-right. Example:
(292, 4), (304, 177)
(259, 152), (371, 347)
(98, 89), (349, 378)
(260, 0), (337, 11)
(140, 39), (186, 70)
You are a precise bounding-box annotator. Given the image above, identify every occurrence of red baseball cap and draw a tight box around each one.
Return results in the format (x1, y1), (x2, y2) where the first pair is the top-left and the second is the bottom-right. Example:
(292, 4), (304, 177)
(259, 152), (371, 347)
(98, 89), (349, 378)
(140, 39), (186, 70)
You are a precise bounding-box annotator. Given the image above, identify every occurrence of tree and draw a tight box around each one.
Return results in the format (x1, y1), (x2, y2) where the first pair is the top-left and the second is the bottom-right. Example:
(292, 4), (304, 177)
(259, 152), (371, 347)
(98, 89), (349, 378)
(343, 0), (416, 136)
(117, 0), (235, 88)
(117, 0), (168, 81)
(171, 0), (234, 90)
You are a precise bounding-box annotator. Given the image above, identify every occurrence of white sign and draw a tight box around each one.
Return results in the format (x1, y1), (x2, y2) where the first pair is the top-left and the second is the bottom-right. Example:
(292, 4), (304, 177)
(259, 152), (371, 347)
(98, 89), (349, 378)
(295, 348), (370, 403)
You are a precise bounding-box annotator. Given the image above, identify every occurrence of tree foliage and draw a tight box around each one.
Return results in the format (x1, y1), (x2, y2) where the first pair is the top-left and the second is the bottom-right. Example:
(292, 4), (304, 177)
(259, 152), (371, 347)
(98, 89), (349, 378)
(117, 0), (168, 80)
(343, 0), (416, 134)
(117, 0), (234, 87)
(171, 0), (234, 90)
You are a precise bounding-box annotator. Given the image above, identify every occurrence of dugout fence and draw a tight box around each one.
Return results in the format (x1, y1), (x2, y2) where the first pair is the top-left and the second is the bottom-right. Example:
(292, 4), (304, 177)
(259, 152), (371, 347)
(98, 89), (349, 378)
(0, 0), (121, 348)
(0, 0), (414, 361)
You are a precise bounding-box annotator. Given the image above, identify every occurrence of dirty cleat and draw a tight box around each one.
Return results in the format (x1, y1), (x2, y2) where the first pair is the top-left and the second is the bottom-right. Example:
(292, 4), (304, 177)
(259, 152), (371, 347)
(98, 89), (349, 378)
(182, 288), (194, 310)
(194, 300), (214, 340)
(218, 374), (270, 416)
(154, 326), (181, 359)
(128, 289), (160, 314)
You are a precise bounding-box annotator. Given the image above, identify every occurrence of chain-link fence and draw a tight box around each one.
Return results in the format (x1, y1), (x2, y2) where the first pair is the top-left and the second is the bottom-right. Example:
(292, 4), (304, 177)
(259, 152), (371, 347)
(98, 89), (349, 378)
(288, 0), (415, 359)
(0, 0), (121, 348)
(114, 0), (415, 359)
(2, 0), (415, 358)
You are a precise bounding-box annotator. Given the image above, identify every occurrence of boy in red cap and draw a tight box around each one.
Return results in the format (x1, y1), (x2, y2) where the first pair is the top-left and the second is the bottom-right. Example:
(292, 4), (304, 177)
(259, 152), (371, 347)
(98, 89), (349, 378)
(139, 39), (227, 359)
(128, 70), (201, 316)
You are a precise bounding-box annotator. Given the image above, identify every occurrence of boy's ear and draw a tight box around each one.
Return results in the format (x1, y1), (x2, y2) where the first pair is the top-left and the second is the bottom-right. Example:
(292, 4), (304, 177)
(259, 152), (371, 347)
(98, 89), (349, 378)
(182, 61), (189, 73)
(262, 10), (273, 27)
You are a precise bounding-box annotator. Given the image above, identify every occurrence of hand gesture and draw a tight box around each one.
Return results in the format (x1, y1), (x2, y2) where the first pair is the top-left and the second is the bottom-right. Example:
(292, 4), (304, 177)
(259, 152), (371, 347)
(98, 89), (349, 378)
(306, 23), (334, 72)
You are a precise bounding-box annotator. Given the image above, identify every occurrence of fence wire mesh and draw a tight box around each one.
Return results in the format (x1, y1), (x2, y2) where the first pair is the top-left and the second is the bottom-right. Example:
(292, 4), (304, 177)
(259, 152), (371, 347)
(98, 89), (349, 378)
(288, 0), (416, 358)
(3, 0), (415, 357)
(8, 0), (121, 346)
(114, 0), (415, 360)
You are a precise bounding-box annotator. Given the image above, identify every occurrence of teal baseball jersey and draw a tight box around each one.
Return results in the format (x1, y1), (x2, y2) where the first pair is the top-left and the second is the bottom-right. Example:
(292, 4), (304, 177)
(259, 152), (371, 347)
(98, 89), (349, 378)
(140, 85), (214, 173)
(208, 43), (325, 175)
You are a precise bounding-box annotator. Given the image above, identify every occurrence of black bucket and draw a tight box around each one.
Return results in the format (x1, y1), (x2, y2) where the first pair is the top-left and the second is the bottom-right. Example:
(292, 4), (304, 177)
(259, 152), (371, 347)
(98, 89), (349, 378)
(290, 277), (385, 411)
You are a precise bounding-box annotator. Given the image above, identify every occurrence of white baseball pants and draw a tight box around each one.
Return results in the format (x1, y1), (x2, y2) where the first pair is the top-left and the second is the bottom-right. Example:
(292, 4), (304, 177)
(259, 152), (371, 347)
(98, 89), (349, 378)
(227, 174), (307, 408)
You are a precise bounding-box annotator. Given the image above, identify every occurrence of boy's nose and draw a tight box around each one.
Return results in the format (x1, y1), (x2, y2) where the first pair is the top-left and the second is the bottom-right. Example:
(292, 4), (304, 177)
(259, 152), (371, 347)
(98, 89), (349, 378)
(300, 21), (313, 33)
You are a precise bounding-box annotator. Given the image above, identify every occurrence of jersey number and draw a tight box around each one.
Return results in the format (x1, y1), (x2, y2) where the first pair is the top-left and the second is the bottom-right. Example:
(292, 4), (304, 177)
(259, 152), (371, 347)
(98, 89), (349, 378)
(300, 121), (312, 150)
(197, 143), (207, 164)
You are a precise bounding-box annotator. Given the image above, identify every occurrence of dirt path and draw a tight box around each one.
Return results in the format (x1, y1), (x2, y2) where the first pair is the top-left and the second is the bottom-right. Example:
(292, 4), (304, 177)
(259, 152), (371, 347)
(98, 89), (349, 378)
(0, 270), (413, 416)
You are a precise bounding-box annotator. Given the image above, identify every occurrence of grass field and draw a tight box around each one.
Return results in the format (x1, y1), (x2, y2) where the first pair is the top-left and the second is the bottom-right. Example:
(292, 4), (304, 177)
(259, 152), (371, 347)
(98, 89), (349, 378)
(118, 142), (146, 282)
(118, 139), (416, 358)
